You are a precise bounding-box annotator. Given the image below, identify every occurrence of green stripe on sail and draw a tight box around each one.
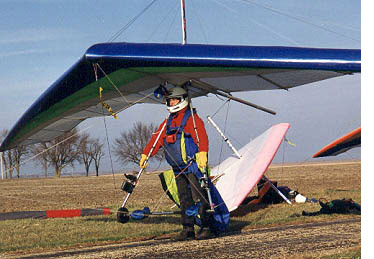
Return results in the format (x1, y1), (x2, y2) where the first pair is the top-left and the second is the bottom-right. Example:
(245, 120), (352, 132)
(12, 66), (255, 143)
(13, 68), (145, 142)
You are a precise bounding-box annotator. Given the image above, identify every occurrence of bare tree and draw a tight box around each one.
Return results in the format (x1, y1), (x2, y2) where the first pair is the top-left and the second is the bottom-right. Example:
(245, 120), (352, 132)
(29, 143), (50, 177)
(39, 128), (81, 177)
(77, 134), (104, 176)
(1, 129), (13, 178)
(1, 130), (7, 179)
(113, 122), (163, 167)
(91, 139), (104, 176)
(77, 133), (93, 176)
(12, 145), (29, 178)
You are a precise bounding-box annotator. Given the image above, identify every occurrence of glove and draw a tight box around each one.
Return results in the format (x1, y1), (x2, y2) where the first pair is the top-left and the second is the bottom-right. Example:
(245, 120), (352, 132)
(196, 151), (208, 170)
(139, 154), (148, 169)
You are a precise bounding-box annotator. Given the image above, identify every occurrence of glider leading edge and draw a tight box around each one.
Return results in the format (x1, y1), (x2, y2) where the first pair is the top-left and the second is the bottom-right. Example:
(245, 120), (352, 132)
(313, 127), (361, 158)
(0, 42), (361, 152)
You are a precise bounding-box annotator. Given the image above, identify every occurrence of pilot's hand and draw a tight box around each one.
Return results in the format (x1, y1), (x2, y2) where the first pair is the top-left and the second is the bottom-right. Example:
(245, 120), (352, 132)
(139, 154), (148, 168)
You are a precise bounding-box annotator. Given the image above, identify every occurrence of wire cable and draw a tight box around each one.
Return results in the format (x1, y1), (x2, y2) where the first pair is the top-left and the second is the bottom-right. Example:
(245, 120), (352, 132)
(108, 0), (159, 42)
(239, 0), (359, 43)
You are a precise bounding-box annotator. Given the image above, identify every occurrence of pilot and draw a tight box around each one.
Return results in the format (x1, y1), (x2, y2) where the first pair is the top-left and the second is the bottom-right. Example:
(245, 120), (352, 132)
(139, 86), (213, 241)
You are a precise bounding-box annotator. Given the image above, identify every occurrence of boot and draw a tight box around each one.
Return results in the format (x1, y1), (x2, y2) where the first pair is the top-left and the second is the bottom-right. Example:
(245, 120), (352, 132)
(172, 229), (195, 241)
(196, 227), (213, 240)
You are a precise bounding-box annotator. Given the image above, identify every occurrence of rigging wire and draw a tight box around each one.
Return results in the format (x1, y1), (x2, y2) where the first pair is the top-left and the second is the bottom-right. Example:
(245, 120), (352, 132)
(95, 63), (131, 105)
(246, 15), (301, 46)
(163, 4), (180, 42)
(217, 100), (231, 169)
(238, 0), (360, 43)
(210, 99), (230, 119)
(212, 0), (301, 46)
(108, 0), (159, 42)
(102, 112), (118, 191)
(190, 0), (209, 44)
(95, 64), (162, 115)
(281, 138), (286, 176)
(211, 0), (238, 13)
(94, 64), (118, 192)
(146, 2), (179, 43)
(4, 126), (92, 175)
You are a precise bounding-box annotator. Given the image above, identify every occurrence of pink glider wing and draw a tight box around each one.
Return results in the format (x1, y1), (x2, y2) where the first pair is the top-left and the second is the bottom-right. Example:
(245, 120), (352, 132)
(210, 123), (290, 212)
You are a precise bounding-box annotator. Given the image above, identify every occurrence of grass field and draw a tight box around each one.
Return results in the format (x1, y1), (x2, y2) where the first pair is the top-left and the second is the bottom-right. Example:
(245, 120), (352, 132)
(0, 160), (361, 256)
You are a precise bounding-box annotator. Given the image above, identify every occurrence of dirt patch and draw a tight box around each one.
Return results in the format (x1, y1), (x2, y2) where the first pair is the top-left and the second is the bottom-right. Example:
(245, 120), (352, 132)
(7, 217), (360, 259)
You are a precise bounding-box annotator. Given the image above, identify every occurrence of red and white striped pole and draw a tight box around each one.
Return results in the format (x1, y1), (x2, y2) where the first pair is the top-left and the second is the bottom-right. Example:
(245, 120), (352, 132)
(180, 0), (187, 44)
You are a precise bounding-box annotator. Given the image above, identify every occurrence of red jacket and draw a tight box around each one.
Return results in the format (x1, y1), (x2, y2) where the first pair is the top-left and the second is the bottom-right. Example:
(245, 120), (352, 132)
(143, 107), (209, 157)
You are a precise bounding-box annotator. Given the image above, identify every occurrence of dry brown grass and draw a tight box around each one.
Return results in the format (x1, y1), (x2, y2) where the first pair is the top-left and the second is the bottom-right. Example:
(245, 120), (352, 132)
(0, 160), (361, 255)
(0, 171), (175, 213)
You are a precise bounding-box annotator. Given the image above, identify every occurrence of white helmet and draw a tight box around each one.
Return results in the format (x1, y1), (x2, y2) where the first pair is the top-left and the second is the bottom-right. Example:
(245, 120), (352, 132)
(166, 87), (189, 113)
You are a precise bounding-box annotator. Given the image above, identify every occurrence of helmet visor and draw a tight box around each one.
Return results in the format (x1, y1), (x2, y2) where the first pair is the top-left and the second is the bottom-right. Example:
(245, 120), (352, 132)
(166, 97), (182, 107)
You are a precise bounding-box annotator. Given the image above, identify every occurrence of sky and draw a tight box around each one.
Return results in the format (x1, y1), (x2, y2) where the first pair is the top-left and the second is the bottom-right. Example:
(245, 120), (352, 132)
(0, 0), (362, 175)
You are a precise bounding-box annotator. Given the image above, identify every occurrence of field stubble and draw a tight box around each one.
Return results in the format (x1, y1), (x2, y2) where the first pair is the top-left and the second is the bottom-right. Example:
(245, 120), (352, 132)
(0, 160), (361, 257)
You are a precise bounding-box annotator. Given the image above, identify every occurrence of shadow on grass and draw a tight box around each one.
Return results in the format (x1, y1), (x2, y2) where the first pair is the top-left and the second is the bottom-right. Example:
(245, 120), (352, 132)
(132, 204), (273, 231)
(83, 214), (181, 225)
(83, 204), (272, 235)
(130, 215), (181, 225)
(227, 204), (271, 233)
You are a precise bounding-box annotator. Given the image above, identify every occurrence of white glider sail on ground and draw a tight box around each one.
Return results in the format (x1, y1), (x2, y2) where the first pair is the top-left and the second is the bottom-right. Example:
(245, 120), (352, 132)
(210, 123), (290, 212)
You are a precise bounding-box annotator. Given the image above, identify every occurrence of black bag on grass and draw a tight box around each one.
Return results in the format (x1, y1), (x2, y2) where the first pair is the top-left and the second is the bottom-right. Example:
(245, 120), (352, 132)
(302, 198), (361, 216)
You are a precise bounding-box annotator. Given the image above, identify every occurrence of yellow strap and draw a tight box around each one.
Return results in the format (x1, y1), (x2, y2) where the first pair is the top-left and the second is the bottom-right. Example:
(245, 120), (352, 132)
(284, 138), (296, 147)
(181, 132), (187, 164)
(99, 87), (118, 119)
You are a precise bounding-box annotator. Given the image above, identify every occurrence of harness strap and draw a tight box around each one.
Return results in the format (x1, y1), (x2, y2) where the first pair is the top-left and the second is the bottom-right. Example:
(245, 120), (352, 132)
(166, 108), (191, 133)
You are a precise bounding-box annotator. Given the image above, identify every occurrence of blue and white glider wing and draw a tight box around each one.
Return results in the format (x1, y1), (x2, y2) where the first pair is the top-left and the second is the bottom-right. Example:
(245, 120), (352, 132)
(0, 43), (361, 151)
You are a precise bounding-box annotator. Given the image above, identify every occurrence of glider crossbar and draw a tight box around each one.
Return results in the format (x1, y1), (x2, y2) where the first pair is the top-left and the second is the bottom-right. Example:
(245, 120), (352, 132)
(190, 79), (276, 115)
(256, 74), (289, 91)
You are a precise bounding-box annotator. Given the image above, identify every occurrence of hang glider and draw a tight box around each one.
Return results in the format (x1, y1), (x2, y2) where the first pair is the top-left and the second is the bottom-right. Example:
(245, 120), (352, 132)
(210, 123), (290, 212)
(313, 127), (361, 158)
(0, 42), (360, 151)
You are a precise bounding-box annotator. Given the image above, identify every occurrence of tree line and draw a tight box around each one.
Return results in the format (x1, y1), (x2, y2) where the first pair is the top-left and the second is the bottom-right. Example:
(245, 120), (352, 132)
(0, 122), (163, 179)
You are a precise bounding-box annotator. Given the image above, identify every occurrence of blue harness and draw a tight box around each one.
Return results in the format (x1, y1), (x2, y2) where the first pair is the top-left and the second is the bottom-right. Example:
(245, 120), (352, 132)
(164, 109), (198, 173)
(164, 109), (230, 233)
